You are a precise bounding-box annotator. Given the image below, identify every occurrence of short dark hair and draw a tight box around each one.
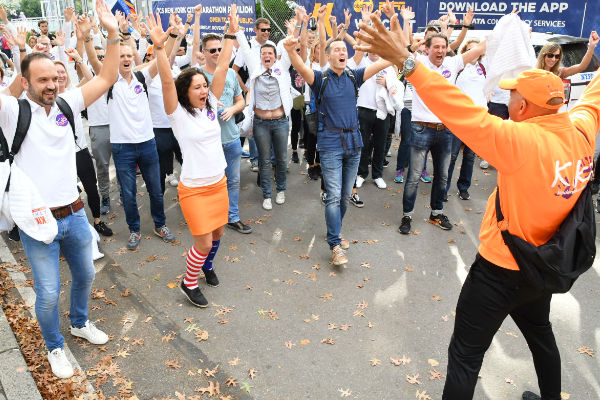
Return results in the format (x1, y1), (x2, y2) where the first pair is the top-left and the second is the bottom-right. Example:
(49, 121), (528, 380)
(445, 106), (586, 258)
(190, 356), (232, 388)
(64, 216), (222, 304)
(175, 68), (212, 116)
(201, 33), (221, 48)
(425, 33), (448, 48)
(325, 39), (345, 54)
(260, 43), (276, 57)
(38, 20), (48, 27)
(21, 52), (52, 80)
(255, 18), (270, 29)
(424, 26), (439, 35)
(94, 46), (104, 51)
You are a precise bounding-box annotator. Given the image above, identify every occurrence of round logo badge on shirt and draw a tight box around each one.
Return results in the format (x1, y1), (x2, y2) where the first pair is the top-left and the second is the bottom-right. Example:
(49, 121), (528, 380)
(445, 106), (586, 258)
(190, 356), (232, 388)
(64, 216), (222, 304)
(55, 113), (68, 127)
(442, 70), (451, 78)
(207, 110), (216, 121)
(0, 81), (7, 87)
(476, 65), (484, 75)
(134, 84), (143, 94)
(273, 68), (281, 76)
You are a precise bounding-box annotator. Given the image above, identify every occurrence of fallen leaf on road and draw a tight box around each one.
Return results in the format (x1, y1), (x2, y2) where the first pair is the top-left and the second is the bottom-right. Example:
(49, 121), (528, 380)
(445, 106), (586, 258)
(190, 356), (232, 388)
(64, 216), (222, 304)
(225, 377), (237, 387)
(391, 355), (411, 366)
(285, 341), (296, 349)
(406, 374), (422, 385)
(370, 358), (381, 366)
(165, 359), (181, 369)
(432, 294), (442, 301)
(577, 346), (594, 357)
(248, 369), (258, 379)
(427, 359), (439, 367)
(321, 337), (335, 345)
(416, 390), (432, 400)
(228, 357), (240, 366)
(339, 388), (352, 397)
(429, 369), (445, 380)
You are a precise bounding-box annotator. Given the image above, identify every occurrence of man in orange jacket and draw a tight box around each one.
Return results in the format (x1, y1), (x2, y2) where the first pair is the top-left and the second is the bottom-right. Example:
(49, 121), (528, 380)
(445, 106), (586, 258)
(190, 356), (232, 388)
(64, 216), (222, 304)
(354, 13), (600, 400)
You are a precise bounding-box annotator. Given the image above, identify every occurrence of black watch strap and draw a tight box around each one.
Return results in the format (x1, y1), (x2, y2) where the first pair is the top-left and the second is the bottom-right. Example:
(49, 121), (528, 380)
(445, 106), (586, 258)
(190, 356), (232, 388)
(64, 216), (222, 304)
(407, 44), (414, 53)
(224, 34), (236, 40)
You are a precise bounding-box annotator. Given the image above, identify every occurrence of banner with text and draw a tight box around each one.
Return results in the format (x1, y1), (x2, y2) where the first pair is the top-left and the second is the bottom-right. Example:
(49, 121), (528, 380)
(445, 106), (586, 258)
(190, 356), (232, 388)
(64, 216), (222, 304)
(151, 0), (256, 36)
(298, 0), (594, 40)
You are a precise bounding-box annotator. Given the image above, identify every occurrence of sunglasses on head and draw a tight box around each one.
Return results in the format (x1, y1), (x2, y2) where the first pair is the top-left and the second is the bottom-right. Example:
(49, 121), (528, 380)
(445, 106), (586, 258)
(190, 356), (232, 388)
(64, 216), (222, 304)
(545, 53), (560, 59)
(207, 47), (222, 54)
(260, 28), (271, 32)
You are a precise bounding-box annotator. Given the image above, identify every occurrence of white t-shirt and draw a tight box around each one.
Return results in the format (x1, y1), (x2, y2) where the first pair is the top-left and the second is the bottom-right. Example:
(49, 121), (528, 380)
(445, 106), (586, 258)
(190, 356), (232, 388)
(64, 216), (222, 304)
(167, 92), (226, 187)
(412, 54), (464, 123)
(456, 62), (488, 109)
(233, 37), (276, 71)
(107, 68), (154, 143)
(148, 72), (178, 129)
(0, 89), (84, 208)
(348, 56), (378, 110)
(87, 92), (109, 126)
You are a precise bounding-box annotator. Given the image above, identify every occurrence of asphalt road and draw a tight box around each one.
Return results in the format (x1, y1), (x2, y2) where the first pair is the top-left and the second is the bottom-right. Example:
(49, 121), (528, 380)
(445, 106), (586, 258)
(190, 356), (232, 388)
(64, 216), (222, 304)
(4, 142), (600, 400)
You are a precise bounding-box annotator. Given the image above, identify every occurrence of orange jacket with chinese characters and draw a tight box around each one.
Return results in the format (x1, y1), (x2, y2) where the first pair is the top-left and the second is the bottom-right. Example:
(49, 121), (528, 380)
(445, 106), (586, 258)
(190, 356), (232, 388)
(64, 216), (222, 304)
(408, 64), (600, 270)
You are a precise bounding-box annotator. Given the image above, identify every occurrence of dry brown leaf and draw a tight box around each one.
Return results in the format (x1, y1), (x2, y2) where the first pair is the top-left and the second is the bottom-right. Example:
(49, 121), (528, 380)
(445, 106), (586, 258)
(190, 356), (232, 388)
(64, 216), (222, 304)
(406, 373), (422, 385)
(300, 339), (311, 345)
(577, 346), (594, 357)
(225, 377), (237, 387)
(321, 337), (336, 345)
(429, 369), (445, 380)
(228, 357), (240, 366)
(165, 359), (182, 369)
(248, 368), (258, 379)
(320, 293), (334, 302)
(432, 294), (442, 301)
(416, 390), (432, 400)
(370, 358), (381, 366)
(338, 388), (352, 397)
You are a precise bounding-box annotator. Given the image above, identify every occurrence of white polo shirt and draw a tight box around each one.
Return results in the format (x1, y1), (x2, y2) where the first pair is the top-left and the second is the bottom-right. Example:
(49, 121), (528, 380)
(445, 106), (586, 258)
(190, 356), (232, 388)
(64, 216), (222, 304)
(107, 68), (154, 143)
(0, 89), (84, 208)
(87, 92), (109, 127)
(456, 62), (487, 108)
(148, 70), (179, 129)
(167, 92), (226, 187)
(412, 54), (464, 123)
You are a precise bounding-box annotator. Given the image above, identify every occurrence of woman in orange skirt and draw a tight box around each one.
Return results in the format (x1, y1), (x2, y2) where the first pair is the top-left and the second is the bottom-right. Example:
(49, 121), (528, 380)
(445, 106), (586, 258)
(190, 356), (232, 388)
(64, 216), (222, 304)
(144, 9), (238, 307)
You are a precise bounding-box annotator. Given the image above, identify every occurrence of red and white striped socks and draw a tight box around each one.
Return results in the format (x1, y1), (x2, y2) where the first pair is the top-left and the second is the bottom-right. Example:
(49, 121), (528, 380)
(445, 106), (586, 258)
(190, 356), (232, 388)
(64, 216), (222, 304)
(184, 246), (208, 289)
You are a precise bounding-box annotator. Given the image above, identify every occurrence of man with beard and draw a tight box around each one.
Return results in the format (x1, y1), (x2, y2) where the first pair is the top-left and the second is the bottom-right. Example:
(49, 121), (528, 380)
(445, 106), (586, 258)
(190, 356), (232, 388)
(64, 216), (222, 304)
(0, 0), (119, 379)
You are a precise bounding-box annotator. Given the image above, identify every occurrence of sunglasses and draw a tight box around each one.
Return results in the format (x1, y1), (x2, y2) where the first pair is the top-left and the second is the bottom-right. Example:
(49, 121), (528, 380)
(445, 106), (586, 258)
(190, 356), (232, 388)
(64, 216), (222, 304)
(97, 54), (105, 60)
(295, 48), (301, 52)
(545, 53), (560, 59)
(259, 28), (271, 33)
(207, 47), (221, 54)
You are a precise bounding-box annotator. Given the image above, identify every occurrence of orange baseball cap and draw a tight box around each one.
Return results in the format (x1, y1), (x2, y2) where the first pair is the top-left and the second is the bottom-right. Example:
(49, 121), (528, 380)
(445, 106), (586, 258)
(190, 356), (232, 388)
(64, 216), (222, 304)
(499, 69), (565, 110)
(146, 45), (153, 55)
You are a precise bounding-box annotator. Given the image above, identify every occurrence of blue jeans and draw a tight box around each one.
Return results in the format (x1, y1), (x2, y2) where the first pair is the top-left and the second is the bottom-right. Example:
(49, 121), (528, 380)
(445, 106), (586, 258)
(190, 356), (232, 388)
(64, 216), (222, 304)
(223, 138), (242, 223)
(446, 134), (475, 195)
(396, 108), (427, 173)
(112, 138), (166, 232)
(253, 116), (289, 199)
(248, 137), (258, 163)
(19, 208), (95, 351)
(320, 148), (361, 249)
(403, 123), (452, 214)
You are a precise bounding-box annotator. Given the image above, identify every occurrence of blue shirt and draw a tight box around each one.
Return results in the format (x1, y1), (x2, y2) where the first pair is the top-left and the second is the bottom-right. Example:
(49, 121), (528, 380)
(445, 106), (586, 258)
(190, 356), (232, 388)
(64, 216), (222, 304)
(309, 67), (365, 153)
(199, 67), (243, 144)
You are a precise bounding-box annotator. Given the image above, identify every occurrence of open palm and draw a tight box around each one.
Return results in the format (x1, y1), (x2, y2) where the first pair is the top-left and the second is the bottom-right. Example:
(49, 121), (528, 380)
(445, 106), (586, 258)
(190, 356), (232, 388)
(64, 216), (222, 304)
(141, 13), (173, 46)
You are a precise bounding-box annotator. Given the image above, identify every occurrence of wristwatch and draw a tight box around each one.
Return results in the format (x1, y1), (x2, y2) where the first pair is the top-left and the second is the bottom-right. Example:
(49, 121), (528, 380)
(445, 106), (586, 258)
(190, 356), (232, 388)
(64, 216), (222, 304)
(402, 54), (416, 77)
(224, 34), (236, 40)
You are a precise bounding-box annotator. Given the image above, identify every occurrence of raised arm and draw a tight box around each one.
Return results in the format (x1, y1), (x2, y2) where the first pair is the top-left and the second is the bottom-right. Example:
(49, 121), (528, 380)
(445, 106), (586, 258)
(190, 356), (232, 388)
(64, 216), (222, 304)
(77, 13), (103, 75)
(66, 47), (93, 85)
(353, 4), (373, 65)
(561, 31), (599, 78)
(317, 6), (327, 68)
(284, 35), (315, 85)
(210, 5), (238, 99)
(569, 68), (600, 142)
(142, 13), (177, 115)
(462, 39), (486, 65)
(364, 58), (393, 80)
(450, 9), (473, 51)
(80, 0), (120, 108)
(191, 5), (202, 66)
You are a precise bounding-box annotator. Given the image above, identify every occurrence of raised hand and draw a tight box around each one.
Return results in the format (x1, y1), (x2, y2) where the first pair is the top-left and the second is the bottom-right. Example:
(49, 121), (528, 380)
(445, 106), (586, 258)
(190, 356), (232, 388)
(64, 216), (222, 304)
(65, 47), (82, 62)
(64, 6), (75, 22)
(344, 8), (351, 27)
(54, 30), (65, 46)
(283, 35), (298, 54)
(186, 13), (193, 25)
(76, 13), (93, 37)
(317, 5), (327, 21)
(128, 12), (142, 31)
(463, 8), (474, 26)
(96, 0), (119, 34)
(400, 6), (415, 21)
(447, 8), (457, 25)
(228, 4), (239, 34)
(16, 26), (28, 48)
(194, 4), (202, 17)
(285, 18), (295, 35)
(355, 14), (409, 65)
(0, 5), (8, 24)
(382, 0), (395, 19)
(0, 28), (16, 47)
(589, 31), (599, 48)
(141, 12), (173, 47)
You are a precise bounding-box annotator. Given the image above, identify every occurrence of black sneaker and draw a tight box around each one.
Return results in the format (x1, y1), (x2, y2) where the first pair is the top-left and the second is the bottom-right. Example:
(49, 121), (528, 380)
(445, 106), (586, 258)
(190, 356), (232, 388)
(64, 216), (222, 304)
(383, 160), (389, 168)
(350, 193), (364, 208)
(94, 221), (113, 237)
(8, 226), (20, 241)
(291, 152), (299, 163)
(458, 190), (470, 200)
(521, 391), (541, 400)
(398, 216), (412, 234)
(100, 197), (110, 215)
(320, 191), (327, 205)
(179, 281), (208, 307)
(315, 164), (322, 177)
(442, 193), (449, 202)
(203, 269), (219, 287)
(428, 213), (452, 230)
(227, 221), (252, 234)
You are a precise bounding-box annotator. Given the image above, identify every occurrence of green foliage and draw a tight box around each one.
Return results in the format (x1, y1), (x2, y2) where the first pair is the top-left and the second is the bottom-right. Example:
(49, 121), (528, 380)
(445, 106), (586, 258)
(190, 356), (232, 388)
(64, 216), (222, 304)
(255, 0), (294, 43)
(0, 0), (20, 16)
(18, 0), (42, 18)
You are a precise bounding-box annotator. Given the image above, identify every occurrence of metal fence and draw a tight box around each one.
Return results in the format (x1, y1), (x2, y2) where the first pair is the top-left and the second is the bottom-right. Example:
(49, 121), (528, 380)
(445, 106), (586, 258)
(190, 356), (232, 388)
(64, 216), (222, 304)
(257, 0), (295, 44)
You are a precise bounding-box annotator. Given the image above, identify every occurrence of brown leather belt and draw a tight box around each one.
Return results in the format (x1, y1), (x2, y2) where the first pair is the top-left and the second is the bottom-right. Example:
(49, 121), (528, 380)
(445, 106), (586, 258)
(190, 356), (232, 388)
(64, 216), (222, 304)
(415, 121), (447, 131)
(50, 198), (84, 220)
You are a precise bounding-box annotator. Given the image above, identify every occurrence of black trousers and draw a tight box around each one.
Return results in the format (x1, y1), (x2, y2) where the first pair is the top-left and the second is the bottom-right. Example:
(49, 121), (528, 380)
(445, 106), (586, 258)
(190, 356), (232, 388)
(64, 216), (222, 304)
(76, 148), (101, 219)
(290, 108), (303, 151)
(488, 102), (509, 120)
(304, 119), (319, 165)
(384, 113), (395, 156)
(443, 255), (561, 400)
(357, 107), (389, 179)
(154, 127), (183, 194)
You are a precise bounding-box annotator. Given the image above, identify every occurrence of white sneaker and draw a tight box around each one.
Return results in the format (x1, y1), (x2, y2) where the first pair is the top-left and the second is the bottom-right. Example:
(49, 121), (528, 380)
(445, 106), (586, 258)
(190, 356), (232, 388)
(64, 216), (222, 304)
(275, 191), (285, 204)
(356, 176), (365, 188)
(166, 173), (179, 187)
(374, 177), (387, 189)
(70, 320), (109, 345)
(48, 348), (74, 379)
(480, 160), (489, 169)
(262, 198), (273, 210)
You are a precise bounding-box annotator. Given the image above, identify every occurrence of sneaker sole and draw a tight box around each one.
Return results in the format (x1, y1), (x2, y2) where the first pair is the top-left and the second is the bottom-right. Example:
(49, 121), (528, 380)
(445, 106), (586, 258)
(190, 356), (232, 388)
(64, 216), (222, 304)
(398, 227), (411, 235)
(227, 224), (253, 234)
(332, 258), (348, 265)
(127, 244), (139, 251)
(70, 330), (108, 345)
(350, 201), (364, 208)
(428, 219), (452, 230)
(154, 230), (175, 242)
(179, 286), (208, 308)
(420, 178), (432, 183)
(206, 281), (220, 288)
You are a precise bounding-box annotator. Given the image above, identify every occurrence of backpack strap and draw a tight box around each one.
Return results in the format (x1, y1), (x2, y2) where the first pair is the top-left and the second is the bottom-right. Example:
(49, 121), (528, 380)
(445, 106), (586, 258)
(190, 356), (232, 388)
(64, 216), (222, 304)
(55, 96), (77, 145)
(133, 70), (148, 97)
(344, 68), (359, 99)
(315, 70), (329, 111)
(9, 99), (32, 161)
(479, 62), (487, 78)
(106, 85), (114, 103)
